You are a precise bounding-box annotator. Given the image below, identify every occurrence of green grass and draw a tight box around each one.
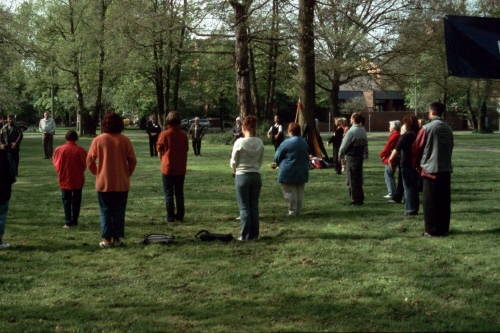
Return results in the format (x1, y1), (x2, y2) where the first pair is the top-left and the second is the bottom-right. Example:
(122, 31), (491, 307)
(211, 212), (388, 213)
(1, 131), (499, 332)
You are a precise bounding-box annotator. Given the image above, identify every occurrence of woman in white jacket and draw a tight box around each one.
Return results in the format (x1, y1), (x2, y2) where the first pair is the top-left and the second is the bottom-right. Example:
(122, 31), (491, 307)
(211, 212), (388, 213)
(230, 116), (264, 240)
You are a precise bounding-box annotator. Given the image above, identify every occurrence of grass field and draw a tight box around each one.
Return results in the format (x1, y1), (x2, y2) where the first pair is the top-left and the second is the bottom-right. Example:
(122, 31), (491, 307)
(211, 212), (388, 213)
(1, 130), (499, 332)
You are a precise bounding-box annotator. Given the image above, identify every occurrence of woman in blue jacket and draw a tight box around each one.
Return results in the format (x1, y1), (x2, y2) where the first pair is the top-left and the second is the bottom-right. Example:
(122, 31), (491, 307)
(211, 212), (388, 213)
(274, 122), (309, 216)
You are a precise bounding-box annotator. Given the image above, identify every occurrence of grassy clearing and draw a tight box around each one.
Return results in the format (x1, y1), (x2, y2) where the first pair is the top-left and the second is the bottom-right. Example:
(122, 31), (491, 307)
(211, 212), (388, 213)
(1, 131), (499, 332)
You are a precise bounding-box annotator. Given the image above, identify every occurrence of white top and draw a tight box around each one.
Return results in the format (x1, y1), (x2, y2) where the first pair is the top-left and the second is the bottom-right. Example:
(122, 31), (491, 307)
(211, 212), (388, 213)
(230, 137), (264, 175)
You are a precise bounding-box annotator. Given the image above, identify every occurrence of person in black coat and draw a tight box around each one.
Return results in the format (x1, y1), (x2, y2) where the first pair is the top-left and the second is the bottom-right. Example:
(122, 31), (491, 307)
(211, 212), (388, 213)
(146, 115), (162, 157)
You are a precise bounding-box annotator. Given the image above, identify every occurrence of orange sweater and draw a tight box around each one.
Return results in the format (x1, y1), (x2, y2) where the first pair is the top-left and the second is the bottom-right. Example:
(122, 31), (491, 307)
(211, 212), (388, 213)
(87, 133), (137, 192)
(156, 126), (188, 175)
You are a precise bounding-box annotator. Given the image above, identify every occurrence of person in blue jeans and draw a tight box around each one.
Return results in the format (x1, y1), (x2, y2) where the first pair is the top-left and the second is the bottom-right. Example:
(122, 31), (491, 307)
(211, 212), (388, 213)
(230, 116), (264, 241)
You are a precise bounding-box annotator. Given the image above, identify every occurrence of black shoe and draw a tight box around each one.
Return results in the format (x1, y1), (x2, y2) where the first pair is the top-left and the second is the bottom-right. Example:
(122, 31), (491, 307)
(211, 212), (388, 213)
(166, 218), (175, 223)
(350, 201), (363, 206)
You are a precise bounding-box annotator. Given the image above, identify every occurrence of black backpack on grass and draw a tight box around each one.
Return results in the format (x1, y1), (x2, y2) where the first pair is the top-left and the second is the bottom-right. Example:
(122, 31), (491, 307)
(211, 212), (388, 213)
(195, 230), (234, 243)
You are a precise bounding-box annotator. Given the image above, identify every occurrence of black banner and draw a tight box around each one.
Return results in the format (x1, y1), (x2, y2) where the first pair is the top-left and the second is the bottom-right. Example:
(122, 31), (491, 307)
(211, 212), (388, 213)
(444, 15), (500, 79)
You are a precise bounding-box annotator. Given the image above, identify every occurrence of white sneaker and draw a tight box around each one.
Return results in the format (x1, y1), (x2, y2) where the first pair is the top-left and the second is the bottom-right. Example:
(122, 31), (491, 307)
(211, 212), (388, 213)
(0, 243), (11, 250)
(383, 194), (392, 199)
(237, 236), (243, 241)
(236, 216), (241, 220)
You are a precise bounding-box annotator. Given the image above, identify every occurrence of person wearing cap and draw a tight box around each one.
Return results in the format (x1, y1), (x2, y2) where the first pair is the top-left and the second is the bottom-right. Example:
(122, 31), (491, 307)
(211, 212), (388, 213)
(379, 120), (401, 199)
(232, 117), (243, 145)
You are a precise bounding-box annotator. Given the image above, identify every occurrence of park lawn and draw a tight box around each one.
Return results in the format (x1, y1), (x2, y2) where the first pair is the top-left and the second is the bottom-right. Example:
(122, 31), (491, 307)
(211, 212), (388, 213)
(0, 132), (499, 332)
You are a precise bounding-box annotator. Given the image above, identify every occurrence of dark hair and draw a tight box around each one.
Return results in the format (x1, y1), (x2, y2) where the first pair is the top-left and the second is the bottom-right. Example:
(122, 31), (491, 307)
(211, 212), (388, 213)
(166, 111), (181, 127)
(403, 114), (419, 133)
(242, 115), (257, 136)
(7, 114), (14, 119)
(102, 112), (124, 134)
(65, 130), (79, 142)
(288, 122), (301, 136)
(351, 112), (363, 124)
(429, 101), (445, 117)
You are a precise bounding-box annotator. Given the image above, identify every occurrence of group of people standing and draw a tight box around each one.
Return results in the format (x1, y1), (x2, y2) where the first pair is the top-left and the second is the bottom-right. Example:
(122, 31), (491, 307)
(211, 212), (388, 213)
(379, 102), (454, 237)
(0, 102), (454, 249)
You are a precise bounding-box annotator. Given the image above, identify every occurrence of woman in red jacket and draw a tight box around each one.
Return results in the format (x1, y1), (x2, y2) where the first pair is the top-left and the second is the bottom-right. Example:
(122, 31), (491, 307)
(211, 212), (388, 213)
(379, 120), (401, 199)
(156, 111), (189, 222)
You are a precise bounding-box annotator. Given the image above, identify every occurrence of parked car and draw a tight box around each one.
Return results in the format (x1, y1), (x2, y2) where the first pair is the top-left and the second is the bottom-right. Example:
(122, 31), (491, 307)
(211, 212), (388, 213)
(181, 118), (210, 130)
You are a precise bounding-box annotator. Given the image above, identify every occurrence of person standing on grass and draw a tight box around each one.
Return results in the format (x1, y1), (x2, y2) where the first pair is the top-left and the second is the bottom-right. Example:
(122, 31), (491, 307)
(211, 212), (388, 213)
(338, 112), (368, 206)
(1, 115), (23, 176)
(0, 148), (16, 250)
(87, 112), (137, 248)
(157, 111), (189, 222)
(39, 111), (56, 159)
(274, 122), (309, 217)
(232, 116), (243, 144)
(388, 116), (420, 217)
(188, 117), (205, 156)
(267, 115), (284, 152)
(146, 115), (161, 157)
(379, 120), (401, 199)
(413, 101), (454, 237)
(327, 117), (345, 175)
(53, 130), (87, 229)
(231, 115), (264, 241)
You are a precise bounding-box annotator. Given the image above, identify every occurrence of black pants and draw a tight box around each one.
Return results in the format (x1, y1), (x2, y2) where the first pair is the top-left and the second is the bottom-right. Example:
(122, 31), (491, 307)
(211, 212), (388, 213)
(192, 139), (202, 156)
(43, 134), (54, 158)
(423, 173), (451, 236)
(6, 147), (19, 176)
(346, 155), (364, 204)
(148, 136), (158, 156)
(392, 165), (404, 203)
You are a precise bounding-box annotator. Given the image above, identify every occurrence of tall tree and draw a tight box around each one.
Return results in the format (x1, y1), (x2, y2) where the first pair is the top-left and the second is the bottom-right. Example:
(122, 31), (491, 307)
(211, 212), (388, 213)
(228, 0), (254, 117)
(297, 0), (316, 128)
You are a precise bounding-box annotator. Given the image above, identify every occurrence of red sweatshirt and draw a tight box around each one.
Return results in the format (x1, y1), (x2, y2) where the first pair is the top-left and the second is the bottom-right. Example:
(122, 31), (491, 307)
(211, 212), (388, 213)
(53, 141), (87, 190)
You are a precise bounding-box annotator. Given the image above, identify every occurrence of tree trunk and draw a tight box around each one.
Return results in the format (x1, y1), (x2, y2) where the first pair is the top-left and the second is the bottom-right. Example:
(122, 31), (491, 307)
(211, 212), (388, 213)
(264, 0), (279, 120)
(172, 0), (188, 112)
(92, 0), (109, 135)
(230, 0), (253, 117)
(248, 42), (261, 117)
(298, 0), (316, 128)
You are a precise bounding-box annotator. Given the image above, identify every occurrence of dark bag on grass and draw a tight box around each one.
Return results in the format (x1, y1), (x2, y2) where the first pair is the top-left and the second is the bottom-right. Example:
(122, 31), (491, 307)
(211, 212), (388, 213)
(195, 230), (234, 242)
(142, 233), (175, 245)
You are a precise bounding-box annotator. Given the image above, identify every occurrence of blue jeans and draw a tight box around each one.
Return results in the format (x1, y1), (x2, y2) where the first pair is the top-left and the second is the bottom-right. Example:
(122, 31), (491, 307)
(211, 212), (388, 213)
(61, 189), (82, 226)
(401, 167), (419, 214)
(0, 200), (9, 244)
(162, 174), (185, 221)
(235, 173), (262, 240)
(97, 192), (128, 239)
(384, 165), (396, 196)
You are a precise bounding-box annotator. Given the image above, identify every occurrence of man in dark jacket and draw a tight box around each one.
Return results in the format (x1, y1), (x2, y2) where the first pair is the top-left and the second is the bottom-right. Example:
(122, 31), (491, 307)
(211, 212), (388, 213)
(0, 148), (15, 249)
(1, 114), (23, 175)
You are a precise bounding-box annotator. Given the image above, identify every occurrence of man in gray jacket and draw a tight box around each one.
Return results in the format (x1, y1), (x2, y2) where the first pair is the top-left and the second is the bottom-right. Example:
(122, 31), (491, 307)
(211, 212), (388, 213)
(339, 112), (368, 206)
(413, 102), (454, 237)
